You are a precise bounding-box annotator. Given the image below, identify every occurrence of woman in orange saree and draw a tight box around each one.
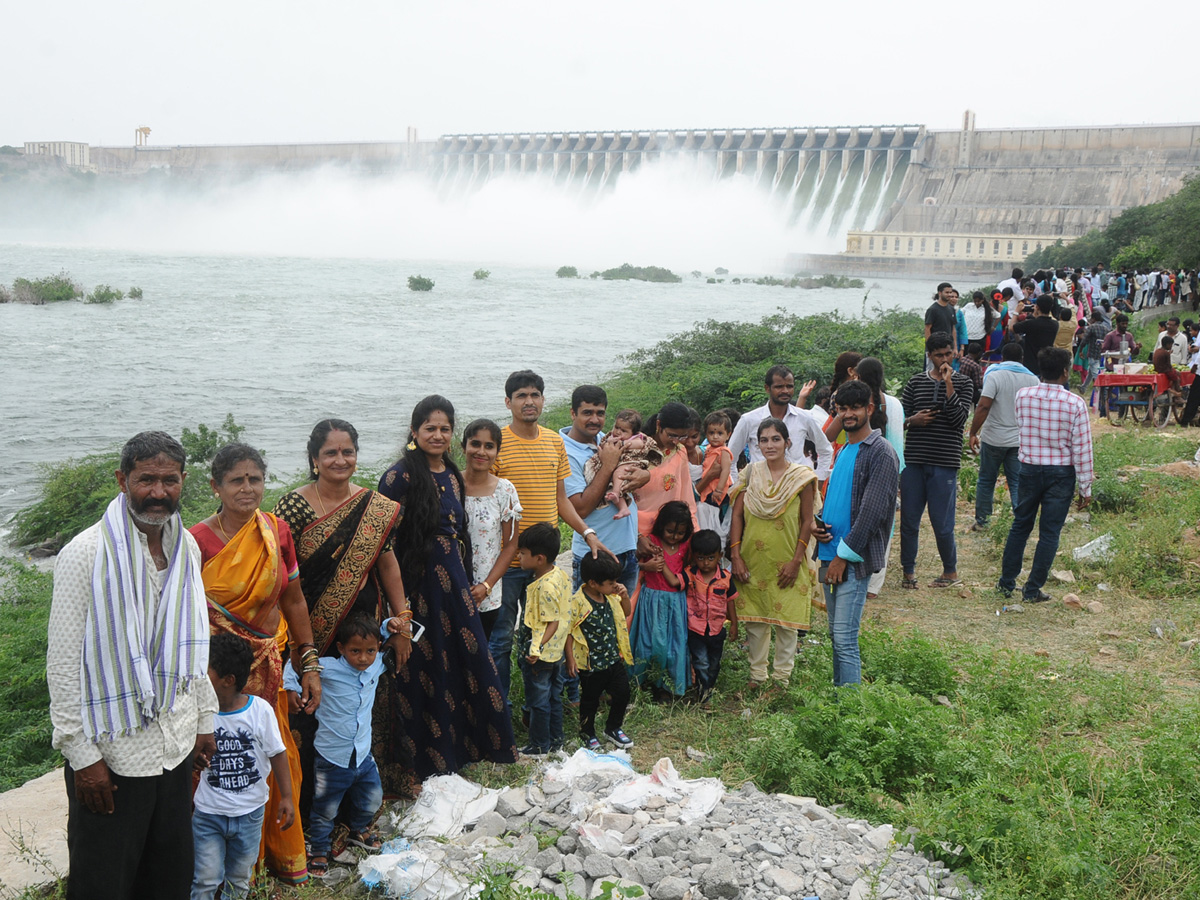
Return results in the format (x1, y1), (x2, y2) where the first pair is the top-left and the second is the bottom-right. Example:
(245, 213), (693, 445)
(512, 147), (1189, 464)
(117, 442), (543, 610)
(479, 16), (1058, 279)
(191, 443), (321, 886)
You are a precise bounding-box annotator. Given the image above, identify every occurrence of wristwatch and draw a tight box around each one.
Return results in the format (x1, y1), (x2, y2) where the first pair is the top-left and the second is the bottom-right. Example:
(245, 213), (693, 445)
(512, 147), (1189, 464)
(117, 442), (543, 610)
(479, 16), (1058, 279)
(583, 528), (597, 538)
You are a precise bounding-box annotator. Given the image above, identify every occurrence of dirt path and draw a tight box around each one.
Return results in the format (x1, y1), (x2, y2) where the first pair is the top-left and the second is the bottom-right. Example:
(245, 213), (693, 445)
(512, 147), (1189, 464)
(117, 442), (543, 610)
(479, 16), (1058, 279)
(869, 424), (1200, 694)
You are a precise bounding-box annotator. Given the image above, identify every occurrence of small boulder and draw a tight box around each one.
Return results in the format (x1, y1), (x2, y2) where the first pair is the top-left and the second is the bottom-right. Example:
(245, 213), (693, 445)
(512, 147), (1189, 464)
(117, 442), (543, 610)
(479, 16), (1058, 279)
(1063, 593), (1083, 609)
(767, 866), (807, 895)
(651, 875), (690, 900)
(699, 854), (739, 899)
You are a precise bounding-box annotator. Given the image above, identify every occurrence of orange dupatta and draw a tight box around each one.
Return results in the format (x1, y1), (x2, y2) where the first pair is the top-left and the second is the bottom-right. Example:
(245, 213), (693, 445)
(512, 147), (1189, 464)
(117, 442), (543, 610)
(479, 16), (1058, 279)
(199, 511), (309, 885)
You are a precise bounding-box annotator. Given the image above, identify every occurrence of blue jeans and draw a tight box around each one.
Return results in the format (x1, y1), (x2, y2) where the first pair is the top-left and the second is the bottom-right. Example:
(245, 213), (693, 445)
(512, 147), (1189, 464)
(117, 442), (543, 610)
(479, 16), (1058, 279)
(489, 567), (536, 707)
(899, 463), (958, 575)
(524, 659), (565, 752)
(191, 805), (266, 900)
(567, 550), (639, 703)
(687, 629), (727, 694)
(823, 566), (871, 687)
(999, 464), (1076, 599)
(975, 442), (1021, 526)
(307, 753), (383, 857)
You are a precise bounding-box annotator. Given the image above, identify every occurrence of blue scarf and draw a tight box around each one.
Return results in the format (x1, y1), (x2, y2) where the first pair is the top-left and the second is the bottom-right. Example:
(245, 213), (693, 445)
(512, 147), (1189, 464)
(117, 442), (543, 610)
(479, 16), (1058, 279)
(983, 360), (1035, 382)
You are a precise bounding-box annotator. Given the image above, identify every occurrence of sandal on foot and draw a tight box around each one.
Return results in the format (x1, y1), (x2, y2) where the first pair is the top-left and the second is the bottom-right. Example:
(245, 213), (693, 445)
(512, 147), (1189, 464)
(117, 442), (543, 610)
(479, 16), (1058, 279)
(347, 829), (383, 851)
(308, 856), (329, 877)
(901, 575), (919, 590)
(929, 576), (963, 588)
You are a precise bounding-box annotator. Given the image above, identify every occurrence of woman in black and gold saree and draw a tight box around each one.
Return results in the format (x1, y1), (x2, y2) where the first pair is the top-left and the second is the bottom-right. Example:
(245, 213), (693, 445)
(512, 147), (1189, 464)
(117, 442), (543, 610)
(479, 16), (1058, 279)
(274, 418), (419, 811)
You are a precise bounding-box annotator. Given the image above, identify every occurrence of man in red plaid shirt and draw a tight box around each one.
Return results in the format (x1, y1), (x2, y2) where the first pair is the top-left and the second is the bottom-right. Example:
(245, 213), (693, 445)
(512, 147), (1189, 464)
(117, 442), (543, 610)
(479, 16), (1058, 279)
(998, 347), (1094, 602)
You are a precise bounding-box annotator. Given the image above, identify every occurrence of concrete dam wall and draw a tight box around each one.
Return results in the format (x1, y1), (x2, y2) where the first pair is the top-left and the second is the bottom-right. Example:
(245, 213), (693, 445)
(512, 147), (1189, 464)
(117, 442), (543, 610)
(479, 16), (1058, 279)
(65, 121), (1200, 272)
(882, 123), (1200, 238)
(89, 140), (436, 174)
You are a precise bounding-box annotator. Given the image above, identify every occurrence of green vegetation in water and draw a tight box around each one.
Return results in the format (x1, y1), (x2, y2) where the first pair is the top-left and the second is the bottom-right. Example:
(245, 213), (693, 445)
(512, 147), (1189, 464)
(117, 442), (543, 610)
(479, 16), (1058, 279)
(750, 273), (866, 290)
(555, 265), (578, 278)
(407, 275), (435, 292)
(1025, 174), (1200, 270)
(0, 273), (146, 305)
(598, 263), (681, 283)
(5, 272), (83, 304)
(473, 268), (491, 280)
(85, 284), (123, 304)
(9, 415), (256, 549)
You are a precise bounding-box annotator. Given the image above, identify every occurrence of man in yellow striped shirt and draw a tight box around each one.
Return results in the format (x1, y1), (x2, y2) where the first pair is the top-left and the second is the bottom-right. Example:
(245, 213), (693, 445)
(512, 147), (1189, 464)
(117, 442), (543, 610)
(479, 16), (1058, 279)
(488, 370), (608, 709)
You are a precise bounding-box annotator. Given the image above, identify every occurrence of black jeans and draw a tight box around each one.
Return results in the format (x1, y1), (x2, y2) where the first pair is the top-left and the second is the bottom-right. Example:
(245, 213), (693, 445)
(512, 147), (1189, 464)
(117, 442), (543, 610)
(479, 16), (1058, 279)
(1180, 383), (1200, 427)
(65, 755), (194, 900)
(579, 662), (631, 739)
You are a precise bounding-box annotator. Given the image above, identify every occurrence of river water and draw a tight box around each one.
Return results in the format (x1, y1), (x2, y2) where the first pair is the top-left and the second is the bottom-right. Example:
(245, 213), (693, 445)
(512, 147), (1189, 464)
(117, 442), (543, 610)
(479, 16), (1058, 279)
(0, 246), (934, 528)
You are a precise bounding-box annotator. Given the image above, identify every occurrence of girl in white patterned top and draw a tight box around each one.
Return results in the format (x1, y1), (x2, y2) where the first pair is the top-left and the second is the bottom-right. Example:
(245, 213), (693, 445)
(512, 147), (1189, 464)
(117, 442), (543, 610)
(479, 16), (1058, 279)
(461, 419), (522, 637)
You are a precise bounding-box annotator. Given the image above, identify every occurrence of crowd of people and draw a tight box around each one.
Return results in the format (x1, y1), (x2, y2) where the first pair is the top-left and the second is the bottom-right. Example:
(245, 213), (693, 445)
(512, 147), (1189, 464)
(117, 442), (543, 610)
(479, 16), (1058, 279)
(47, 270), (1136, 897)
(922, 267), (1199, 425)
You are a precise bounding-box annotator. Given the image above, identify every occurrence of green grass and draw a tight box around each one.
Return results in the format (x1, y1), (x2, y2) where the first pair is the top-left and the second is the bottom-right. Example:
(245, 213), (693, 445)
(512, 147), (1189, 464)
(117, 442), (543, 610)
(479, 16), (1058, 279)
(729, 630), (1200, 900)
(0, 561), (56, 791)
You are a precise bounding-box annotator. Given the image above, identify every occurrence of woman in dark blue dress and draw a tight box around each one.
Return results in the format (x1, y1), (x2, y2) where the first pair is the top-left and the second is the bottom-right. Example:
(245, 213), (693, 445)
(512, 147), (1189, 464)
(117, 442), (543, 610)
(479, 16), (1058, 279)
(378, 395), (518, 780)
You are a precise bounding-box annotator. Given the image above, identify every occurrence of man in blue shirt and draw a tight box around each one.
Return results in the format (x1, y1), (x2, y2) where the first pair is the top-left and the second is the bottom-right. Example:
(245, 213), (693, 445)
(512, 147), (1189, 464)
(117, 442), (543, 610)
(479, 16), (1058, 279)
(559, 385), (649, 702)
(815, 381), (900, 687)
(560, 385), (649, 596)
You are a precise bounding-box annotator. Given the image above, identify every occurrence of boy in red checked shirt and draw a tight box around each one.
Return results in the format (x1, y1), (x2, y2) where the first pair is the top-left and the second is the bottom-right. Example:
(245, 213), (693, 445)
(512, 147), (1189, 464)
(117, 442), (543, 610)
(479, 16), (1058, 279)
(684, 529), (738, 709)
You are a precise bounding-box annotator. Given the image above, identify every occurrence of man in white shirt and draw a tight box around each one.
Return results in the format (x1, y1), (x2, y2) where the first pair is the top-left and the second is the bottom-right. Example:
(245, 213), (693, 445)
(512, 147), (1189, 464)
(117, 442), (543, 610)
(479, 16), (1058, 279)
(1155, 317), (1189, 367)
(996, 267), (1024, 301)
(727, 365), (834, 480)
(48, 431), (217, 900)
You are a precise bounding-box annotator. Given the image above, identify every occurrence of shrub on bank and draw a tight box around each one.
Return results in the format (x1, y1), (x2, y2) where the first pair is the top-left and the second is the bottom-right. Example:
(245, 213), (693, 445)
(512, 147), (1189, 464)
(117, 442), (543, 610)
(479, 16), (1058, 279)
(556, 266), (578, 278)
(543, 307), (925, 429)
(408, 275), (435, 292)
(9, 416), (250, 549)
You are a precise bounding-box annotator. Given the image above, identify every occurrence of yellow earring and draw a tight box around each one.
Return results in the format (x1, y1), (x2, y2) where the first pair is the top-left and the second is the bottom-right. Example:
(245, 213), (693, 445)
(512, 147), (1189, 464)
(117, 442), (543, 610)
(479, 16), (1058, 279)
(406, 441), (417, 451)
(312, 465), (319, 475)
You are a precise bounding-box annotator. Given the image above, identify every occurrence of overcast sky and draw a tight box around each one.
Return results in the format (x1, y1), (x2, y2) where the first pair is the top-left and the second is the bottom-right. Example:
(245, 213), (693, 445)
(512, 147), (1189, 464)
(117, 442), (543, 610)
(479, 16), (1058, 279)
(7, 0), (1197, 147)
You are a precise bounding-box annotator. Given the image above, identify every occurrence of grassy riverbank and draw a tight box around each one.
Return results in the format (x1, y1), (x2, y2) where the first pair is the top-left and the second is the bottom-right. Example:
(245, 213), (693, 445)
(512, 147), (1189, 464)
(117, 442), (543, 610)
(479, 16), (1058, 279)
(5, 305), (1199, 899)
(5, 424), (1199, 899)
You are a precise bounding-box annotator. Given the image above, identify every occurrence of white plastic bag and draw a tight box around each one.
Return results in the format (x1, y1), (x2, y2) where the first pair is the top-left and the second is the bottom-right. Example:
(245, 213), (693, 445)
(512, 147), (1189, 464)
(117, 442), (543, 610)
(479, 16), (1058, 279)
(398, 773), (499, 839)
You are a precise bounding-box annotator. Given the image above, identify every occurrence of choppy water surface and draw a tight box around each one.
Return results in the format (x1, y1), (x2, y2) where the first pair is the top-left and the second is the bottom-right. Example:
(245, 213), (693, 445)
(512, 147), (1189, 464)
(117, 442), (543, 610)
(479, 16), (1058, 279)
(0, 244), (934, 523)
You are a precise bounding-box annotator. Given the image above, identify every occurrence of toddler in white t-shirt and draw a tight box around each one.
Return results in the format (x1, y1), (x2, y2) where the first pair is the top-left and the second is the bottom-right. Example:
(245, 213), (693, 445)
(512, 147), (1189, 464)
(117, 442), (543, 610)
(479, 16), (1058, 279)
(192, 634), (294, 900)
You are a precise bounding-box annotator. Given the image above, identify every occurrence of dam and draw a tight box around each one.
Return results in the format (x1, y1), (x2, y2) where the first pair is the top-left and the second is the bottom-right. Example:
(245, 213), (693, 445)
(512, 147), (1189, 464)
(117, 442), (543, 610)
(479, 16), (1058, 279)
(23, 113), (1200, 274)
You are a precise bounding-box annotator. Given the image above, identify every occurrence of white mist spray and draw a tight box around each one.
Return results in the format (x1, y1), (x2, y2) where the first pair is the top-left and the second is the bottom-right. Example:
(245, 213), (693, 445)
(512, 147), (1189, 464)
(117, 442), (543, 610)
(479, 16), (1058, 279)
(18, 158), (854, 269)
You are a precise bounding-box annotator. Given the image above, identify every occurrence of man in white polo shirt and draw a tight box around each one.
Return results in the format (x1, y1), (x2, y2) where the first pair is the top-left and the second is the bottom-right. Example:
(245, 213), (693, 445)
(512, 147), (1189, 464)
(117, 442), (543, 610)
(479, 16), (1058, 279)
(727, 365), (833, 480)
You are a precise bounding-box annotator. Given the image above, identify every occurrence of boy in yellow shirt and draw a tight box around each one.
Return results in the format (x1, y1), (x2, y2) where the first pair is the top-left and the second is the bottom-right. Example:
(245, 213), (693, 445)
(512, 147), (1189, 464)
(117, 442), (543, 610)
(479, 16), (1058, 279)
(565, 553), (634, 751)
(517, 523), (572, 757)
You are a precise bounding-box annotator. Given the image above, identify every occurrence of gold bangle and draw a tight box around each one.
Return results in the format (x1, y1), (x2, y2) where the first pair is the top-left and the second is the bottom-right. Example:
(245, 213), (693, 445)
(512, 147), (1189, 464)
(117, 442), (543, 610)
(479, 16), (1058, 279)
(729, 540), (742, 547)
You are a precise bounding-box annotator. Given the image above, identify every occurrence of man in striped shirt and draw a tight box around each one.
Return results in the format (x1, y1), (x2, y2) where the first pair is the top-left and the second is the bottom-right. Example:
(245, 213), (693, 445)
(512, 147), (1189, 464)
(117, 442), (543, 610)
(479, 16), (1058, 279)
(899, 331), (974, 588)
(998, 347), (1094, 602)
(489, 370), (607, 708)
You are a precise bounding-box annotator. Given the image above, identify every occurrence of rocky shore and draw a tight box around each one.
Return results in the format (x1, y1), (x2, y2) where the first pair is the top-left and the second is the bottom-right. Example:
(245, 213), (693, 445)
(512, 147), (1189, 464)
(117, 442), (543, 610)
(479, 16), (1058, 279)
(361, 750), (976, 900)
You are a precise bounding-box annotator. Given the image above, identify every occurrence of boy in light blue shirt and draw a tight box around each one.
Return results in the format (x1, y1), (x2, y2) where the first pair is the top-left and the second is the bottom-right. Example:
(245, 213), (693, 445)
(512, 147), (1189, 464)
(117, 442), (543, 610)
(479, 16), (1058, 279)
(283, 614), (404, 876)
